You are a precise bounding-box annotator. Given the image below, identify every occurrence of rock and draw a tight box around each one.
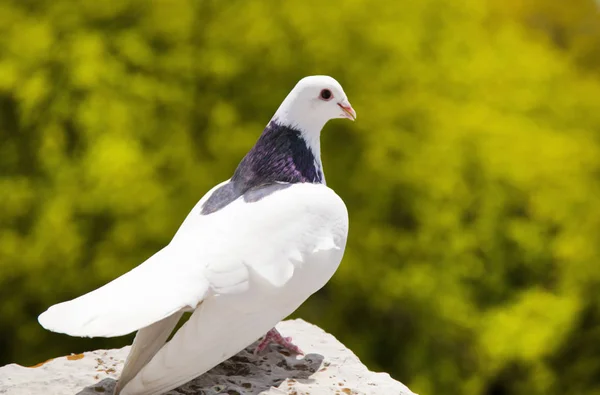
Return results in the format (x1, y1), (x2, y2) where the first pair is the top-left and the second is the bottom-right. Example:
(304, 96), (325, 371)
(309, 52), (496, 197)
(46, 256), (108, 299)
(0, 319), (415, 395)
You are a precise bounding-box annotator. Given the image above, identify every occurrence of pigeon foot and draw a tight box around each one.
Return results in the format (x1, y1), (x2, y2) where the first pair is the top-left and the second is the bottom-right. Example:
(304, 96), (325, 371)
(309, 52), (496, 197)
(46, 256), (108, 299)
(253, 328), (304, 355)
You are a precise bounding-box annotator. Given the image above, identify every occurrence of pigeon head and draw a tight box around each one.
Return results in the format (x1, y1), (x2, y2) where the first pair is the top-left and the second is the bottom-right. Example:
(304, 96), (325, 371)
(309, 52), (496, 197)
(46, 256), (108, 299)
(273, 75), (356, 135)
(200, 76), (355, 214)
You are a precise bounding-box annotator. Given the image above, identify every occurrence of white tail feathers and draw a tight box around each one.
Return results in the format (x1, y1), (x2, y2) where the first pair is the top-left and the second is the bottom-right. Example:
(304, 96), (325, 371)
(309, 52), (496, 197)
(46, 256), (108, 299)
(38, 246), (208, 338)
(115, 311), (184, 394)
(119, 296), (283, 395)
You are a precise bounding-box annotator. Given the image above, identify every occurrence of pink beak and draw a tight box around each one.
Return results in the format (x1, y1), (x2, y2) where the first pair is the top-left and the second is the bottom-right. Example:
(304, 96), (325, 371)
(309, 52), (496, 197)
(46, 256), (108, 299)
(338, 102), (357, 121)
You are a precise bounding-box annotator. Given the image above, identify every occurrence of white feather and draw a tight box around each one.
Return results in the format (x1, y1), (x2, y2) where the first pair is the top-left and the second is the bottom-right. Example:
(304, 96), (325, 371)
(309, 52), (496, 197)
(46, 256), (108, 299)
(36, 182), (229, 338)
(121, 183), (347, 395)
(116, 311), (184, 393)
(37, 246), (208, 337)
(38, 182), (347, 395)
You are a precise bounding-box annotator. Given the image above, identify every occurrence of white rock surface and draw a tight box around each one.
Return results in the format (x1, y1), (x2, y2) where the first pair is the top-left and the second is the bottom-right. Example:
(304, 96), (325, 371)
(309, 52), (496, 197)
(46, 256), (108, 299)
(0, 319), (415, 395)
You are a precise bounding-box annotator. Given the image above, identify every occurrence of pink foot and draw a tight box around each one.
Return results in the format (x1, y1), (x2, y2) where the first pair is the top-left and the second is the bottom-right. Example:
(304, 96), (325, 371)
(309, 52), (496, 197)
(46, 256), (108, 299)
(253, 328), (304, 355)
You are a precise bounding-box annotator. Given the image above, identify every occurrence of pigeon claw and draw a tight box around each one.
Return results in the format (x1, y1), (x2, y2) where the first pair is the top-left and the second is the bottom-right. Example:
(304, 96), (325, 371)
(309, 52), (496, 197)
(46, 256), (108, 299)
(253, 328), (304, 356)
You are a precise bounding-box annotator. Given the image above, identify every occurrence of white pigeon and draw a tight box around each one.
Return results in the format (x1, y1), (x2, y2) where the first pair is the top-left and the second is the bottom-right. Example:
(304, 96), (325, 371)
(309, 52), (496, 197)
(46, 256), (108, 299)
(38, 75), (356, 395)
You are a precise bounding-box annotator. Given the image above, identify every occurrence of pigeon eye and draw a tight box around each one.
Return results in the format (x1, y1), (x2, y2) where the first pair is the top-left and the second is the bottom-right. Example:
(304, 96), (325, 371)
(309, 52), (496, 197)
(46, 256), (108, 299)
(319, 89), (333, 101)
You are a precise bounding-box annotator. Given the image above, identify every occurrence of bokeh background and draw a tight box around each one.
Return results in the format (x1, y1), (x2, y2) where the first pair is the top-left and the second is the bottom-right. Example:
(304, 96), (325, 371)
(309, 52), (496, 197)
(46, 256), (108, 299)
(1, 1), (600, 394)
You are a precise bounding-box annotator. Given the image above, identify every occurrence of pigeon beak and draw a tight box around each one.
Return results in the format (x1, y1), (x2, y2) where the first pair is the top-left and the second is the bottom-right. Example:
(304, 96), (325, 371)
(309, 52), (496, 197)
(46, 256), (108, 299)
(338, 101), (357, 121)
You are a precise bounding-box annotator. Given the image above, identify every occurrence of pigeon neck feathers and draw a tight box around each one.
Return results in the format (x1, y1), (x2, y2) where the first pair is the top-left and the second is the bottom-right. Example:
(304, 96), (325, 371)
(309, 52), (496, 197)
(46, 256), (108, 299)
(232, 120), (324, 188)
(200, 110), (325, 215)
(230, 86), (329, 190)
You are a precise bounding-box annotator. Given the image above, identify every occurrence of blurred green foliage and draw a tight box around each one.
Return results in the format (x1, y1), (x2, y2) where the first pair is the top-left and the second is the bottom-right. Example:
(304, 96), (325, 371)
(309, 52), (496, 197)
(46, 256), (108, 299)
(1, 0), (600, 394)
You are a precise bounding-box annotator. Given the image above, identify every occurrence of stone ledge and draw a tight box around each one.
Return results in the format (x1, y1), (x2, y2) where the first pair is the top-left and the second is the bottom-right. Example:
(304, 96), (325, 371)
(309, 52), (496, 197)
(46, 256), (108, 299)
(0, 319), (415, 395)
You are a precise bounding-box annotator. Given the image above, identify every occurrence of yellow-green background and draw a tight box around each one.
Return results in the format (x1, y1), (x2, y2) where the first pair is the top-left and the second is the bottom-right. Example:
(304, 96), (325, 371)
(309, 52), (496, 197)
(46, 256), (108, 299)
(1, 1), (600, 394)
